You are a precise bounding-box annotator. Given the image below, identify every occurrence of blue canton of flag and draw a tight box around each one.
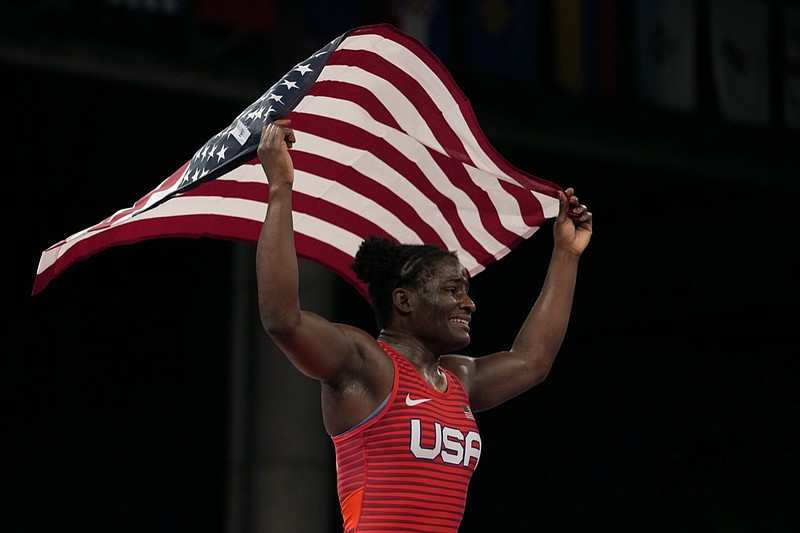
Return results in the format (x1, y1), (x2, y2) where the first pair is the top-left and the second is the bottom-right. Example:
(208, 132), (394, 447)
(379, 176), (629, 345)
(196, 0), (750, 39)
(172, 35), (345, 198)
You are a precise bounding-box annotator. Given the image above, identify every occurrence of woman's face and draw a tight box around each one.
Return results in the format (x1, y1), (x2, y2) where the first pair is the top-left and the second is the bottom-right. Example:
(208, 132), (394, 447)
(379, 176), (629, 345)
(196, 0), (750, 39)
(411, 256), (476, 353)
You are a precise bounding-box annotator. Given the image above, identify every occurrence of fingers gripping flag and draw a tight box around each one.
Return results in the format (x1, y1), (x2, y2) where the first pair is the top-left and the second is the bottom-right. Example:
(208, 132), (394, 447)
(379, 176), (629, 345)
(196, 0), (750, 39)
(32, 23), (562, 299)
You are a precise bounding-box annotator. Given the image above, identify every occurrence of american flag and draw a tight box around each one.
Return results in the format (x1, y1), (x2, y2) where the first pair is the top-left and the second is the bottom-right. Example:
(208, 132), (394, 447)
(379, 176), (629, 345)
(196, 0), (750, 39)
(461, 403), (475, 421)
(32, 23), (561, 298)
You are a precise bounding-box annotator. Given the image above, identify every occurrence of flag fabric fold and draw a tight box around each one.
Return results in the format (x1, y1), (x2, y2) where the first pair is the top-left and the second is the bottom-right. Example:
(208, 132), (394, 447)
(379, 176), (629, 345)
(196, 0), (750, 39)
(33, 23), (562, 299)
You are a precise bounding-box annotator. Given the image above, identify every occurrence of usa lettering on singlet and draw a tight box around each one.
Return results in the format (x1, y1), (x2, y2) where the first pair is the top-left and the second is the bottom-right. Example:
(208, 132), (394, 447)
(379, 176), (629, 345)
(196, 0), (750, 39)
(333, 341), (481, 532)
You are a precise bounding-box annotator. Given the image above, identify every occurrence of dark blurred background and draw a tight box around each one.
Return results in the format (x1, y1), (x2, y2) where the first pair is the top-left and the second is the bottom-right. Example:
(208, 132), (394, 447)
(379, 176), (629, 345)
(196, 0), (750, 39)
(6, 1), (799, 532)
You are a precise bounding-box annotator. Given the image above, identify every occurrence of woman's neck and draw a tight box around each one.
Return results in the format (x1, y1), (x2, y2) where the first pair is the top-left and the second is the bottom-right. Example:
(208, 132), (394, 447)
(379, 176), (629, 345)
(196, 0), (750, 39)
(377, 330), (446, 391)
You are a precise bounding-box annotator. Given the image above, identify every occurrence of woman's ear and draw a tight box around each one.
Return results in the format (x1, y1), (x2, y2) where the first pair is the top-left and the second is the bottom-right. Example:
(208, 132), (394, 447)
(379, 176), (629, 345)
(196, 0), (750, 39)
(392, 287), (413, 315)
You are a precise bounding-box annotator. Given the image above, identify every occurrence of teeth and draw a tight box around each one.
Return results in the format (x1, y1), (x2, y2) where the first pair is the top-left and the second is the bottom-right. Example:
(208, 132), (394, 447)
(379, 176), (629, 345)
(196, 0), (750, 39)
(450, 318), (468, 325)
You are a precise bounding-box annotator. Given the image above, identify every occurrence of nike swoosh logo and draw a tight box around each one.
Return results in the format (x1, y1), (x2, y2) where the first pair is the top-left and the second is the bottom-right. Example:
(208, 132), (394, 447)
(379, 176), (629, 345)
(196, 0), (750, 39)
(405, 394), (432, 406)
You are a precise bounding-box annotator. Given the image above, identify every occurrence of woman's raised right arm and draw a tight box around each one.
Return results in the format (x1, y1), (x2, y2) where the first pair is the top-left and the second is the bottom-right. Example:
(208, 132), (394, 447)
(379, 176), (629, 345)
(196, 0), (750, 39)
(255, 120), (363, 381)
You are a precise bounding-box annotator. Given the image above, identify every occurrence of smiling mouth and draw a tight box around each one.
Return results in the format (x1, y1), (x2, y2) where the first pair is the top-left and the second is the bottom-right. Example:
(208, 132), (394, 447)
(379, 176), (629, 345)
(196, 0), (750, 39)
(449, 317), (470, 327)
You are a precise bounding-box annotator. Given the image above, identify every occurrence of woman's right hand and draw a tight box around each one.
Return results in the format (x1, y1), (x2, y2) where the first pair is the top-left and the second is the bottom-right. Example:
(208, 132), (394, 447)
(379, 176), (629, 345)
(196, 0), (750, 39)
(257, 118), (296, 188)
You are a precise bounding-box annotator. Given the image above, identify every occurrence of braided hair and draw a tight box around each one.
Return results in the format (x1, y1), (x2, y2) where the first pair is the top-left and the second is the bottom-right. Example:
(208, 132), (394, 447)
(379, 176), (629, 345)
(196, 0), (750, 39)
(350, 235), (458, 330)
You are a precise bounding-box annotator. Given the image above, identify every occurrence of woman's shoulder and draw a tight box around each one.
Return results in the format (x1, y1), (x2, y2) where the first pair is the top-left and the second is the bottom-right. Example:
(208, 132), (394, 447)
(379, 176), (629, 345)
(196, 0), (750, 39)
(335, 323), (378, 346)
(440, 353), (476, 390)
(335, 324), (391, 365)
